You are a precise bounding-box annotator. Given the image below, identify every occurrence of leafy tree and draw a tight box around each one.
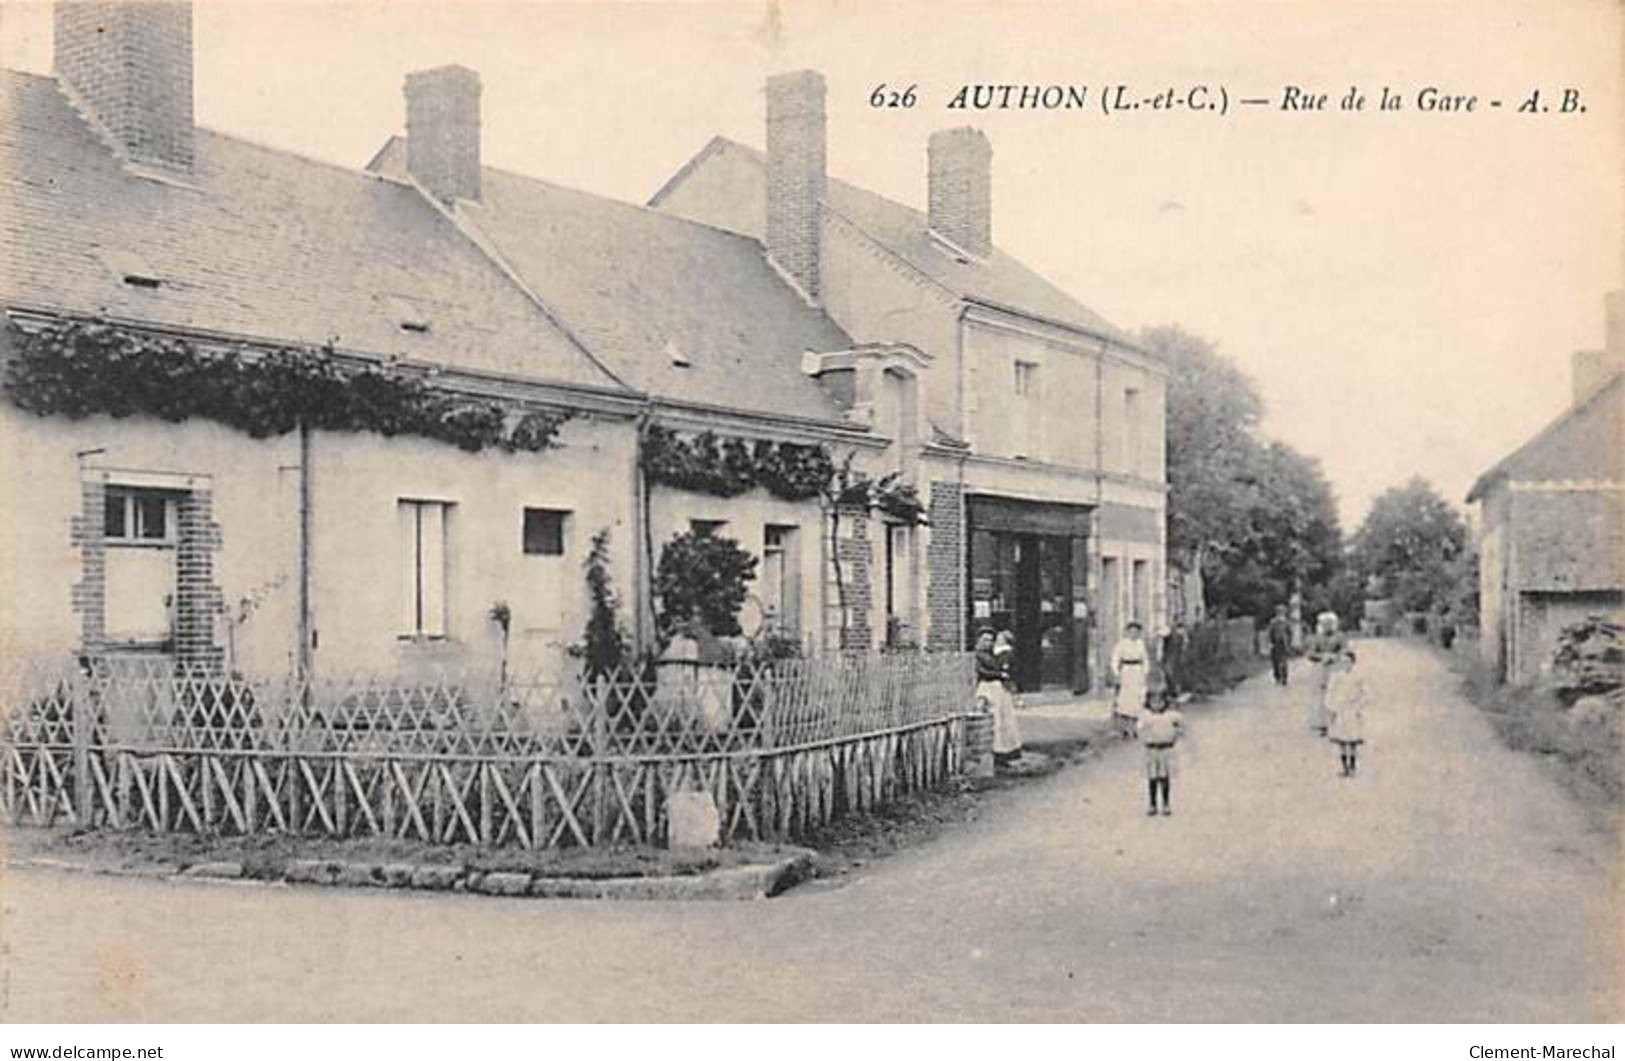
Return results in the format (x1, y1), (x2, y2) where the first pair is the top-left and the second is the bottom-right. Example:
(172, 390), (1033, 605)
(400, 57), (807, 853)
(1145, 325), (1265, 593)
(1207, 441), (1345, 621)
(1145, 325), (1348, 621)
(1350, 477), (1469, 613)
(653, 527), (758, 643)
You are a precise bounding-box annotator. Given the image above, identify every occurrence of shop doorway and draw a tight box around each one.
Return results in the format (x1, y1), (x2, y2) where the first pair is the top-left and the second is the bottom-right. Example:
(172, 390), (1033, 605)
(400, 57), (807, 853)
(969, 527), (1089, 693)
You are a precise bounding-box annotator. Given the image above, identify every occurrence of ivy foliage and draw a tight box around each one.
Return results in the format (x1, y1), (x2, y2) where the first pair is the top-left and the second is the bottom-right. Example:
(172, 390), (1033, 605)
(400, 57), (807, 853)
(3, 318), (570, 454)
(640, 424), (834, 502)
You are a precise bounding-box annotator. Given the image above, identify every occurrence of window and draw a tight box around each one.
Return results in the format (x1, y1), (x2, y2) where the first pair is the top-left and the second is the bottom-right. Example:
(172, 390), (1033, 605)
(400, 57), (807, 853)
(399, 500), (450, 638)
(1131, 558), (1149, 626)
(103, 486), (179, 643)
(885, 523), (915, 644)
(761, 525), (801, 636)
(105, 487), (176, 543)
(690, 519), (727, 537)
(1123, 387), (1142, 475)
(1013, 360), (1040, 459)
(522, 508), (568, 556)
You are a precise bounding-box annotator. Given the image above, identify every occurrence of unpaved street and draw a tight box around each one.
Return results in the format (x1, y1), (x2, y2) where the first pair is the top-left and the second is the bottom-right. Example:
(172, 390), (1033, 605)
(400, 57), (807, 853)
(3, 639), (1618, 1021)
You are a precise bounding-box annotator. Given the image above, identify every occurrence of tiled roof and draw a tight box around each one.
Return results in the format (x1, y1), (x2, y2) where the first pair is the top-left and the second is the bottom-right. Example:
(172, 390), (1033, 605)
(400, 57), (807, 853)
(1467, 372), (1624, 502)
(369, 138), (853, 423)
(651, 137), (1139, 350)
(0, 69), (619, 391)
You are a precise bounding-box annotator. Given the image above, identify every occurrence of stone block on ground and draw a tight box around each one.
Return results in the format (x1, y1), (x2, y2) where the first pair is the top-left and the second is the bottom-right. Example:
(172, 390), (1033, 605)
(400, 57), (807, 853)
(410, 865), (463, 891)
(477, 871), (533, 897)
(284, 859), (343, 885)
(336, 862), (386, 887)
(180, 860), (243, 879)
(668, 790), (721, 849)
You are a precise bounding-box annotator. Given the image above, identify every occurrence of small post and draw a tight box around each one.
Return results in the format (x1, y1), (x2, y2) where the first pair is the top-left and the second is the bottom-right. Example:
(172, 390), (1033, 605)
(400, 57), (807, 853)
(71, 670), (92, 825)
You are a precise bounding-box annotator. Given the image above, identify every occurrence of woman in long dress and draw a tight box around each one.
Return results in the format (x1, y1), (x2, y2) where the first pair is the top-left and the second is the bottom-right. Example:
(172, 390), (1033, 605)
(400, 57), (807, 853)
(973, 629), (1019, 766)
(1110, 621), (1151, 738)
(1304, 611), (1348, 735)
(990, 630), (1024, 764)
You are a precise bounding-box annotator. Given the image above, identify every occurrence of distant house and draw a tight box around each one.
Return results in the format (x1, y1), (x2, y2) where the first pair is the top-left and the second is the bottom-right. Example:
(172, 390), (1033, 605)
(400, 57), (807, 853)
(651, 72), (1168, 691)
(1467, 292), (1625, 684)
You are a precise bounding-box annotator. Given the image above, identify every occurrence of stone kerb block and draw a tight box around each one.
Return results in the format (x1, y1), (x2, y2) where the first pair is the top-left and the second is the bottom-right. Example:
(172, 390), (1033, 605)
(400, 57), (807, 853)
(963, 712), (995, 779)
(668, 789), (721, 849)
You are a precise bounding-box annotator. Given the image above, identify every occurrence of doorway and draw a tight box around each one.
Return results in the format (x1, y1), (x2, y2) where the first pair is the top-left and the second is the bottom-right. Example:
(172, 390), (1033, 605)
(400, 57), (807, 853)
(969, 528), (1083, 693)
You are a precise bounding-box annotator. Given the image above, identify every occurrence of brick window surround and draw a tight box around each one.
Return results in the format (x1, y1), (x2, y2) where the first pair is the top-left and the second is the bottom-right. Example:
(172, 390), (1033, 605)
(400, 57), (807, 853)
(72, 469), (223, 668)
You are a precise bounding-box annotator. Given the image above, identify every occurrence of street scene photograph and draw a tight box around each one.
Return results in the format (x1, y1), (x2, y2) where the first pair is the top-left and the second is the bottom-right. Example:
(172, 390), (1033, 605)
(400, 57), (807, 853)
(0, 0), (1620, 1041)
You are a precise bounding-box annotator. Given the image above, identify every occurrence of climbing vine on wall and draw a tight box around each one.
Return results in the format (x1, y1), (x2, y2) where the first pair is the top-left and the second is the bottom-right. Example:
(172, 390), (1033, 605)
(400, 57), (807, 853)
(3, 318), (572, 454)
(639, 423), (834, 502)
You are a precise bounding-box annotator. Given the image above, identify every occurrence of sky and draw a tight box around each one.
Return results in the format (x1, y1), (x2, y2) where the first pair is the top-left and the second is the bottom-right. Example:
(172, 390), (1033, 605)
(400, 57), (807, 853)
(1, 0), (1620, 531)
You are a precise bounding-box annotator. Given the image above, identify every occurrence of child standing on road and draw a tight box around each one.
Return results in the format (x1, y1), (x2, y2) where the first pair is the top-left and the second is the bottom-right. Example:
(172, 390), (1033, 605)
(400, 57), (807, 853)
(1325, 649), (1368, 777)
(1137, 688), (1184, 816)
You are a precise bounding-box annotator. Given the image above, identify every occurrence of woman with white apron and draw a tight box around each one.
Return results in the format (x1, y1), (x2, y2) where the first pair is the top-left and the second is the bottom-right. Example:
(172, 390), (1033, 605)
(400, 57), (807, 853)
(1111, 621), (1151, 737)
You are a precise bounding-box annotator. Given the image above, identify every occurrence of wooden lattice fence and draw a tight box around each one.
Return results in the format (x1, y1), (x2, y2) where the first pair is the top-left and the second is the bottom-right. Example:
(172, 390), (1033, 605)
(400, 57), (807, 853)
(0, 653), (974, 848)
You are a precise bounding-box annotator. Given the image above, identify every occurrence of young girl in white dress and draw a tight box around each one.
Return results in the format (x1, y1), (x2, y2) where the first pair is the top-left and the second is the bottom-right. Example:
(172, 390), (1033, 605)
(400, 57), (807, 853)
(1137, 688), (1184, 816)
(1325, 649), (1369, 777)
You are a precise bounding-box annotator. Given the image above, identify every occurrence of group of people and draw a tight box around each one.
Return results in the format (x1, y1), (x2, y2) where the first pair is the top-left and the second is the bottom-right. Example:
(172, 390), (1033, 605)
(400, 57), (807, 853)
(973, 606), (1370, 815)
(1305, 610), (1369, 778)
(1107, 620), (1185, 816)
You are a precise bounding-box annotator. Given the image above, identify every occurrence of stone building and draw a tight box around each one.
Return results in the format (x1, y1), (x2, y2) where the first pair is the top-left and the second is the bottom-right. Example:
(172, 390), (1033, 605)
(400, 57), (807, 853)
(1, 6), (1167, 690)
(1467, 292), (1625, 684)
(652, 71), (1169, 691)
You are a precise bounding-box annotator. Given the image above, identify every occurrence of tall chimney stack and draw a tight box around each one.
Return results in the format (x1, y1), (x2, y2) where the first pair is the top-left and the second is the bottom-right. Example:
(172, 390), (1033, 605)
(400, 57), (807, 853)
(404, 64), (482, 204)
(1571, 290), (1625, 404)
(54, 0), (194, 171)
(928, 127), (992, 259)
(1606, 289), (1624, 356)
(765, 70), (825, 302)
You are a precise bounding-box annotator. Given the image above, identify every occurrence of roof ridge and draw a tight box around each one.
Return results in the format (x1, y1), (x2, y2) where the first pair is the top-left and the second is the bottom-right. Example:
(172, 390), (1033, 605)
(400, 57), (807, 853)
(8, 67), (405, 188)
(483, 160), (769, 246)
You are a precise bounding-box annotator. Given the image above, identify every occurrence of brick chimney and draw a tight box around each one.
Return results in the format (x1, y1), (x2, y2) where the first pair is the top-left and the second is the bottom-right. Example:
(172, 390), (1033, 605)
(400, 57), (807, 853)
(928, 127), (992, 259)
(405, 64), (481, 204)
(54, 0), (194, 171)
(765, 70), (825, 302)
(1571, 291), (1625, 404)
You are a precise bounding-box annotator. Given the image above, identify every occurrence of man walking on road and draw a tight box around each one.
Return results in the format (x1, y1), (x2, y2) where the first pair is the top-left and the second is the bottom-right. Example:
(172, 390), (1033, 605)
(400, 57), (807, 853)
(1267, 604), (1293, 686)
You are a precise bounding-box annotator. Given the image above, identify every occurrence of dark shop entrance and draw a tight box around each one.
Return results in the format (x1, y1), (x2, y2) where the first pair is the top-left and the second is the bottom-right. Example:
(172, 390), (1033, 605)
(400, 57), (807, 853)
(965, 495), (1092, 693)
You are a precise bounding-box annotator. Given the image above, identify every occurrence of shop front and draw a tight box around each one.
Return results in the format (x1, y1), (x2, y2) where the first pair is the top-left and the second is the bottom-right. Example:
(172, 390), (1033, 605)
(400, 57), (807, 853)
(966, 495), (1093, 693)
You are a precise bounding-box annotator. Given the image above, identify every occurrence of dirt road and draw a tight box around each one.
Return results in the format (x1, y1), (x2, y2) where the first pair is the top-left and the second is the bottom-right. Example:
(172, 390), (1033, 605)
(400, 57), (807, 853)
(2, 639), (1618, 1021)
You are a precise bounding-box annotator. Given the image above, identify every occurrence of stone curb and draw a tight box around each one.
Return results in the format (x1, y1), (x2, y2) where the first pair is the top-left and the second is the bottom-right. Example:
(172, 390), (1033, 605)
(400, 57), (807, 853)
(6, 848), (817, 902)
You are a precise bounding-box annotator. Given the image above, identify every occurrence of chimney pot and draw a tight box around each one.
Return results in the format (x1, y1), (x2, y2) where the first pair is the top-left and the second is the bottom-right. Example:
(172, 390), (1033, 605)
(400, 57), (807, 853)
(1570, 291), (1625, 404)
(765, 69), (826, 302)
(54, 0), (195, 170)
(405, 64), (482, 204)
(928, 127), (992, 259)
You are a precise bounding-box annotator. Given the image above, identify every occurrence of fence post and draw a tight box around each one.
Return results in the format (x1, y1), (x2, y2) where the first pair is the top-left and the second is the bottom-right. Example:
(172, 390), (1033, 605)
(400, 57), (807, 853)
(71, 669), (92, 826)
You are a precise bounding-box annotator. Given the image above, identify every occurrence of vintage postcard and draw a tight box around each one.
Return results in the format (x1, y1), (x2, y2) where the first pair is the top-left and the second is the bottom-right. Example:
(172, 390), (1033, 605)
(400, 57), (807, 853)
(0, 0), (1619, 1038)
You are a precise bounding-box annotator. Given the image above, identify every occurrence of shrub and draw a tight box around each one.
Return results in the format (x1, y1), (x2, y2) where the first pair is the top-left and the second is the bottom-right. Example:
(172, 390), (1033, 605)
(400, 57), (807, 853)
(653, 527), (758, 643)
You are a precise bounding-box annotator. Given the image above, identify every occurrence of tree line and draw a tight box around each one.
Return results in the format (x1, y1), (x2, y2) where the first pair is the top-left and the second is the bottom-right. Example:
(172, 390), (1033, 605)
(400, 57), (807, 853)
(1148, 325), (1473, 631)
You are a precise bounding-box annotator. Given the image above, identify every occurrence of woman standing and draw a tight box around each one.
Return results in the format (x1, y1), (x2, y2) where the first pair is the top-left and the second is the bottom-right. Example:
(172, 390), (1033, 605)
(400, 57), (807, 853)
(1304, 611), (1348, 735)
(991, 630), (1024, 765)
(974, 629), (1022, 767)
(1110, 620), (1151, 738)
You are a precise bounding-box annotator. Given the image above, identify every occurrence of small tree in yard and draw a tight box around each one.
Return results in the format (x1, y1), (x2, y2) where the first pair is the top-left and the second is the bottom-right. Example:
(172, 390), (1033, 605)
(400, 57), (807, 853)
(574, 529), (631, 681)
(653, 527), (758, 645)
